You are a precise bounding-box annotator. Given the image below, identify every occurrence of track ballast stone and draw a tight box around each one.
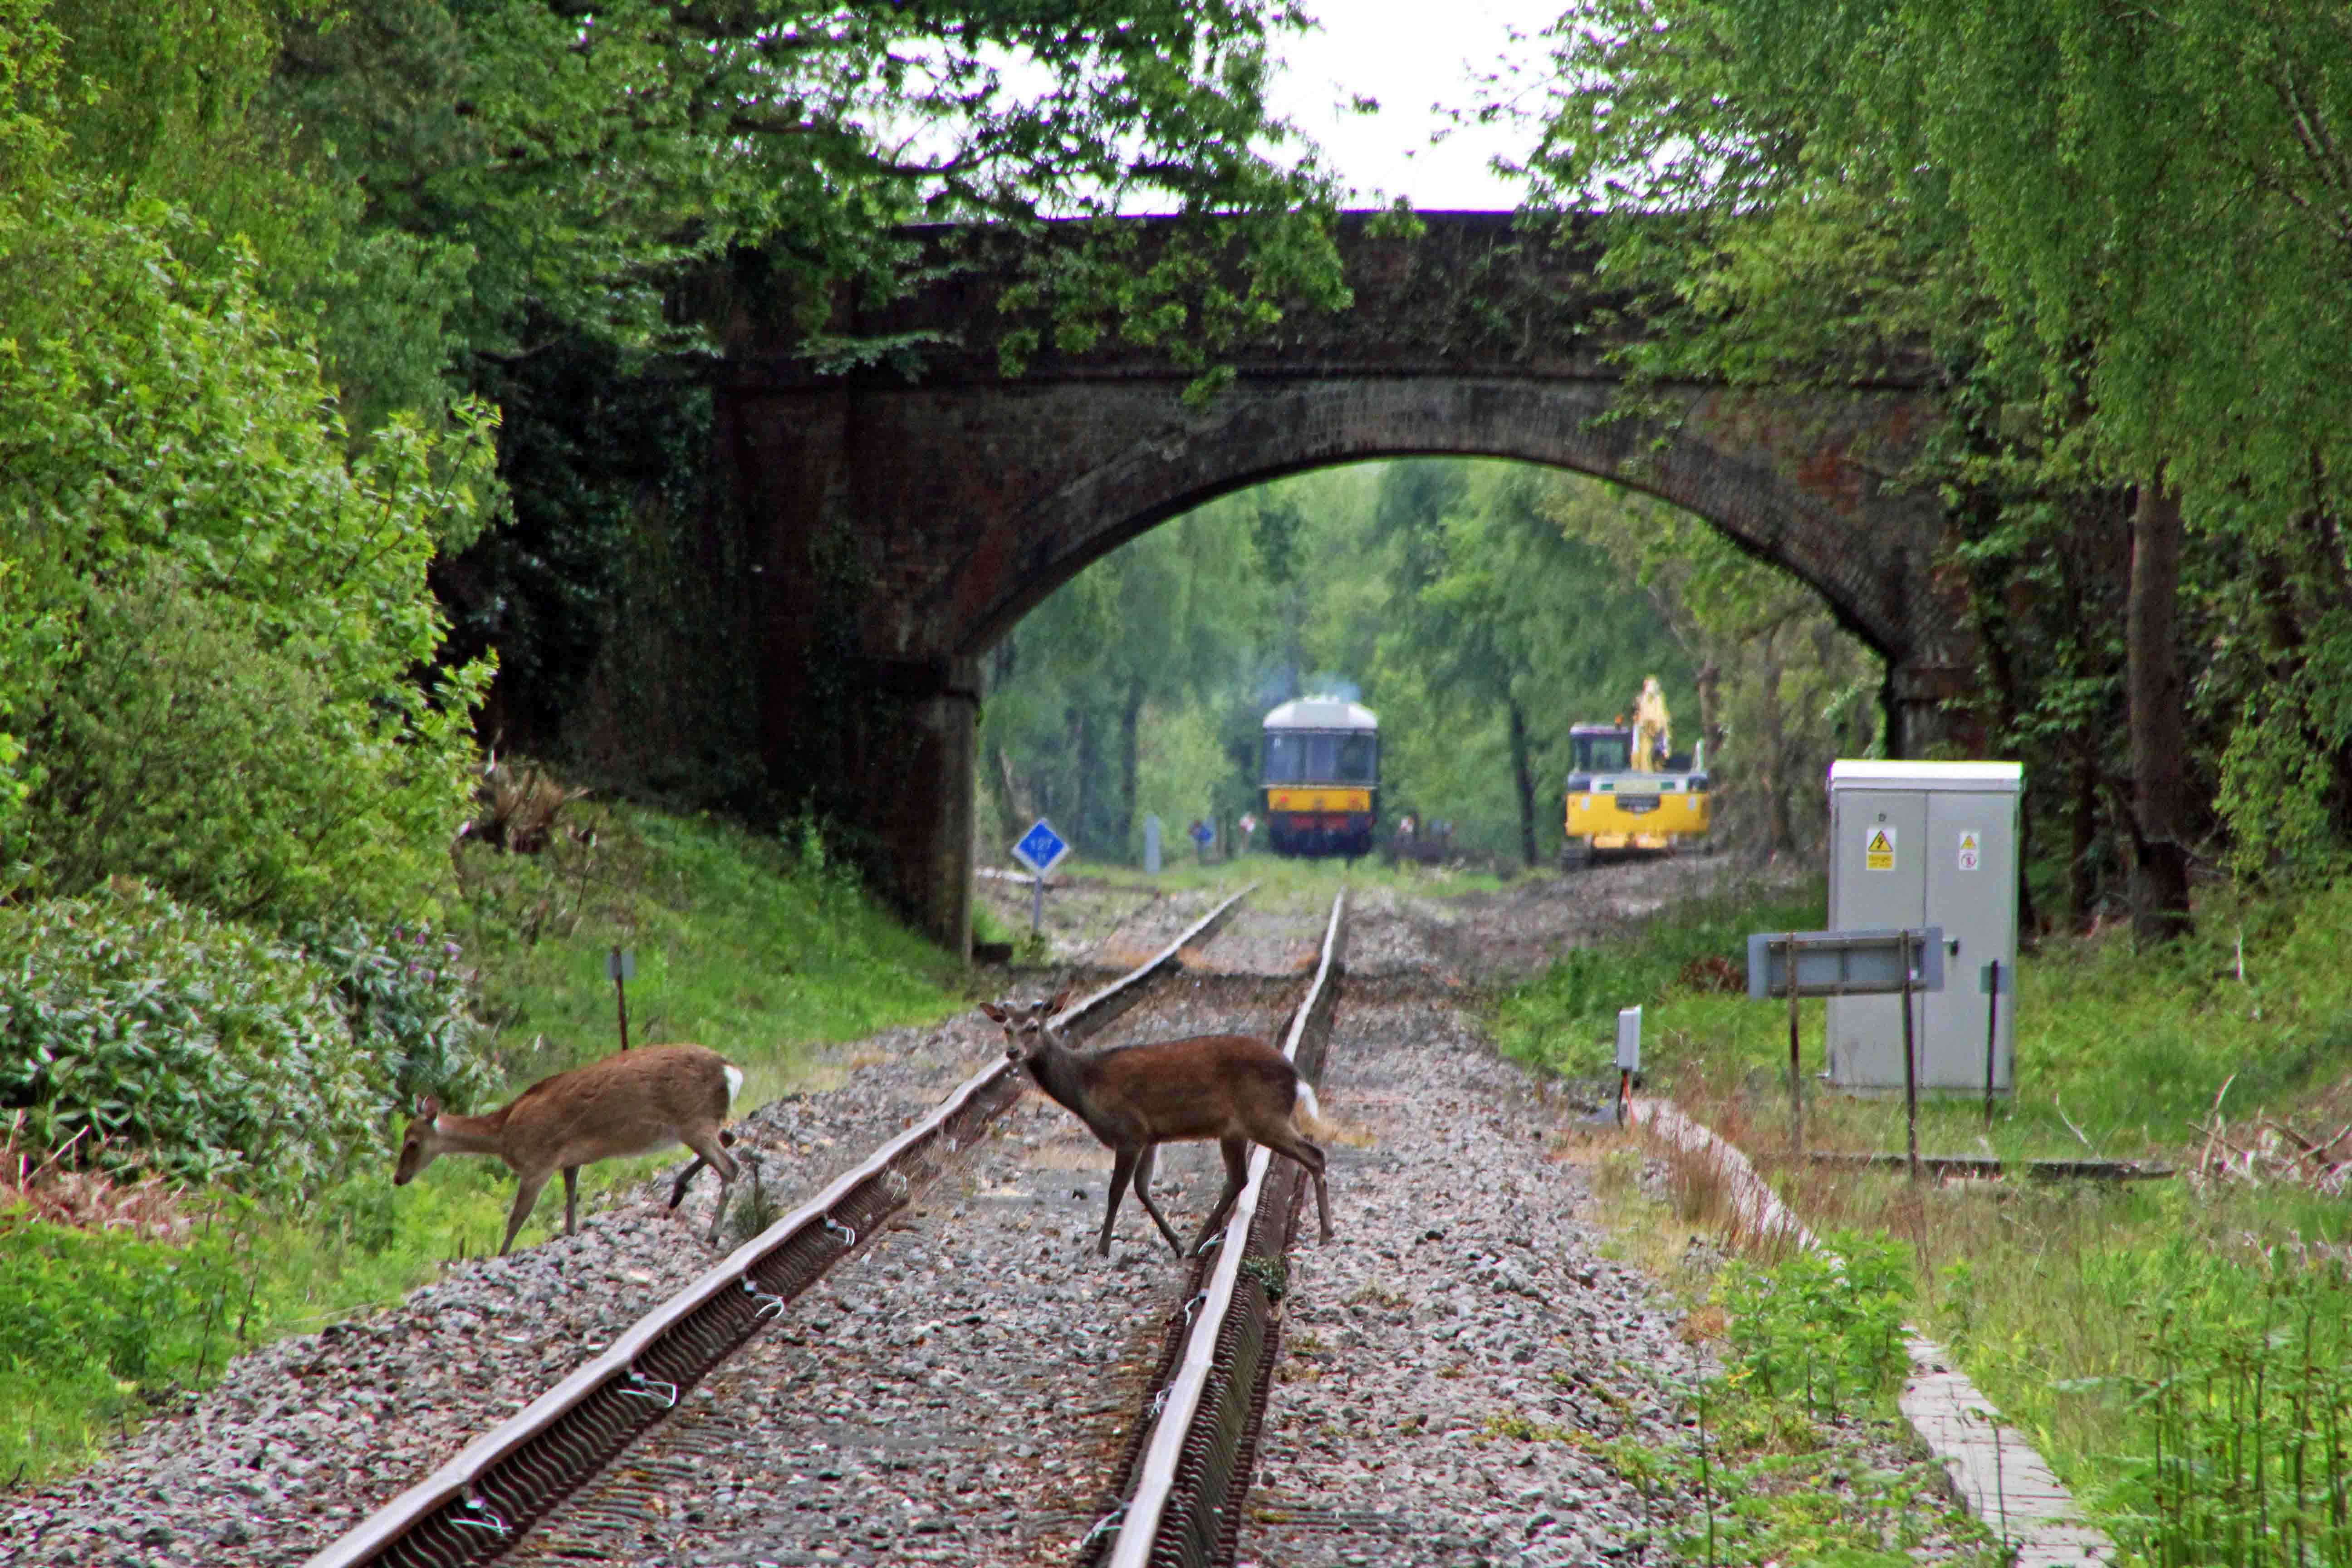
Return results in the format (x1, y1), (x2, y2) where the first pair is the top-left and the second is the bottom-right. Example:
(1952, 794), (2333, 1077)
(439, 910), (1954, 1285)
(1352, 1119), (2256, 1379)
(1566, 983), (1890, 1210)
(1239, 994), (1701, 1568)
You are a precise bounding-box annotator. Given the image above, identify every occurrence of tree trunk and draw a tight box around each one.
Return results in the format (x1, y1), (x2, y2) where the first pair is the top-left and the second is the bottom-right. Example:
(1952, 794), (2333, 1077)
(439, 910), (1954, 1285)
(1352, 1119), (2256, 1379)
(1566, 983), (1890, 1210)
(2127, 477), (2192, 944)
(1753, 624), (1794, 854)
(1695, 655), (1725, 766)
(1070, 704), (1096, 854)
(992, 743), (1031, 847)
(2067, 740), (2098, 932)
(1506, 697), (1539, 868)
(1116, 679), (1145, 862)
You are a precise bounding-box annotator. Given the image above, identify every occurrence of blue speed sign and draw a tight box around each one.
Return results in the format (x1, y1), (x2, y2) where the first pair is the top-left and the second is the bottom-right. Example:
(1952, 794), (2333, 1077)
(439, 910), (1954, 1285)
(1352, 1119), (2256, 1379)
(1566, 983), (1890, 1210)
(1013, 818), (1071, 877)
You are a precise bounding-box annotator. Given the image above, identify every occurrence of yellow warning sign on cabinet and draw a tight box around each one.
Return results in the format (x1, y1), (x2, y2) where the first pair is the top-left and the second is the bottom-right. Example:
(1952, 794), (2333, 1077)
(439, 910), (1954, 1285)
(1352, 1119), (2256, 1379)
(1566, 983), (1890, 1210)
(1957, 830), (1981, 872)
(1865, 826), (1896, 871)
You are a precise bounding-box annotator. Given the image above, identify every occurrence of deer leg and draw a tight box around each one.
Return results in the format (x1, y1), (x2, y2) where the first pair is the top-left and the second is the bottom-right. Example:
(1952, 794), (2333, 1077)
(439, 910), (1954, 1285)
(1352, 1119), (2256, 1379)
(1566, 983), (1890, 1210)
(1264, 1129), (1335, 1242)
(667, 1156), (708, 1209)
(1187, 1137), (1254, 1256)
(684, 1129), (742, 1244)
(1099, 1147), (1142, 1256)
(1128, 1144), (1186, 1257)
(500, 1173), (550, 1256)
(563, 1166), (581, 1235)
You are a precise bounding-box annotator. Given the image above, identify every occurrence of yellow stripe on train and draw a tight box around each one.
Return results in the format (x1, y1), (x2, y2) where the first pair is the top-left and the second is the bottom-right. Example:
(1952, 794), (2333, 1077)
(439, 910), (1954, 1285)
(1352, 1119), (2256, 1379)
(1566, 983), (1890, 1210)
(1267, 788), (1372, 813)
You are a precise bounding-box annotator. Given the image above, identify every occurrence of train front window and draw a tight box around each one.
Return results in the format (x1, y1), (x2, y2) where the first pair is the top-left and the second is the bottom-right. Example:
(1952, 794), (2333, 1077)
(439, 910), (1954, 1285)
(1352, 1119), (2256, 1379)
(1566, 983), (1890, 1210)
(1266, 731), (1377, 785)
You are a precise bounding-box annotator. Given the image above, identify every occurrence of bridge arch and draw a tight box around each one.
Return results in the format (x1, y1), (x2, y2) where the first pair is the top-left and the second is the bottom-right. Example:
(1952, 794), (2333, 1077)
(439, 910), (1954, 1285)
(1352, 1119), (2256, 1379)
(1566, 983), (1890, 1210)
(946, 375), (1930, 662)
(709, 211), (1975, 953)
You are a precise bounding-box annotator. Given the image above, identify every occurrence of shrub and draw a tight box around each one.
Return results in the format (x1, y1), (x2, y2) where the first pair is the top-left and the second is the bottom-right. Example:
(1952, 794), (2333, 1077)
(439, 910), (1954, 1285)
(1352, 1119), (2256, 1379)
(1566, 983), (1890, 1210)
(302, 917), (498, 1113)
(0, 188), (494, 931)
(1720, 1230), (1912, 1418)
(0, 883), (388, 1197)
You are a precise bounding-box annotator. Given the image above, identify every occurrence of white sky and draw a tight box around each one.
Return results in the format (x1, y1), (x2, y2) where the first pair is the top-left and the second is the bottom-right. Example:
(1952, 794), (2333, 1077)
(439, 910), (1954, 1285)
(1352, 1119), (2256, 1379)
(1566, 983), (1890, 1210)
(1264, 0), (1564, 211)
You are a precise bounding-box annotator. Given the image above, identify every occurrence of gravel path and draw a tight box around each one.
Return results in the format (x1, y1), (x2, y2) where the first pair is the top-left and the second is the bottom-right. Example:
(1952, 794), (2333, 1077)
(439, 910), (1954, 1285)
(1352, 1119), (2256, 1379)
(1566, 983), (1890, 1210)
(1237, 988), (1700, 1568)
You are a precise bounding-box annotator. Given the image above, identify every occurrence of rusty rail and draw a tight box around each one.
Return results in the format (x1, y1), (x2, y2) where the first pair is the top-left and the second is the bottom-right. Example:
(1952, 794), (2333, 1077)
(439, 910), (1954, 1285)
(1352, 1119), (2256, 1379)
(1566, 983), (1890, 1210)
(1083, 886), (1348, 1568)
(302, 884), (1255, 1568)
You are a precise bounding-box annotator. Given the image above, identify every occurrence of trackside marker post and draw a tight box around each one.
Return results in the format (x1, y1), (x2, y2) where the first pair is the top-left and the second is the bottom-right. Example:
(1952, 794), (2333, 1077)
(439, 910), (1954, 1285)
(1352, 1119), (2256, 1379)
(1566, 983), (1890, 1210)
(1011, 818), (1072, 941)
(1615, 1007), (1641, 1126)
(607, 947), (635, 1049)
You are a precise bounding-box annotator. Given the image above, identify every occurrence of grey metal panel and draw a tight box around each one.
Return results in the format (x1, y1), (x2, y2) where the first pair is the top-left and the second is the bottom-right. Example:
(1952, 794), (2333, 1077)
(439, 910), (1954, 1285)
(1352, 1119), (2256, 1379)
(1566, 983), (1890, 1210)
(1922, 789), (2019, 1090)
(1747, 928), (1945, 999)
(1827, 788), (1926, 1088)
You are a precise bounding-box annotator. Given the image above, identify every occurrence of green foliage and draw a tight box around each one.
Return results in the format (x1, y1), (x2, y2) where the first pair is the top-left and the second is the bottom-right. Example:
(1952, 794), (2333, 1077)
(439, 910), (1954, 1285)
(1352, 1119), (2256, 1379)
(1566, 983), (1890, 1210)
(1492, 878), (1822, 1080)
(0, 186), (495, 926)
(1941, 1228), (2352, 1568)
(0, 1215), (260, 1481)
(302, 920), (498, 1115)
(1514, 0), (2352, 901)
(0, 884), (389, 1198)
(1721, 1233), (1911, 1419)
(455, 804), (961, 1103)
(1594, 1235), (1992, 1568)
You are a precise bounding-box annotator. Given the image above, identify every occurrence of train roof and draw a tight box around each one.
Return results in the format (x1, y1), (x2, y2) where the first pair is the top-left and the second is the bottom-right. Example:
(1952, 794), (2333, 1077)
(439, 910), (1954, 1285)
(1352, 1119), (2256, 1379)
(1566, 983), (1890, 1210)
(1263, 696), (1378, 732)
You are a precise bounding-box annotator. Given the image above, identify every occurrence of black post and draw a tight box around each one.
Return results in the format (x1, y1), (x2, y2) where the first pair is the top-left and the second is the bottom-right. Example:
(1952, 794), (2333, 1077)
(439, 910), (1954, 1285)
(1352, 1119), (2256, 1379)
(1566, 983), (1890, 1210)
(1786, 932), (1803, 1157)
(1900, 929), (1920, 1182)
(1983, 958), (2000, 1133)
(612, 948), (630, 1051)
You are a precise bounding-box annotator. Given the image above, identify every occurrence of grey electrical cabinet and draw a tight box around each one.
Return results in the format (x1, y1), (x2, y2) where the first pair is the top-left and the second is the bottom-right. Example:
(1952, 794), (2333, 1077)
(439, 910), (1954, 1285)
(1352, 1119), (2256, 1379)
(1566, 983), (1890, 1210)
(1825, 760), (2023, 1095)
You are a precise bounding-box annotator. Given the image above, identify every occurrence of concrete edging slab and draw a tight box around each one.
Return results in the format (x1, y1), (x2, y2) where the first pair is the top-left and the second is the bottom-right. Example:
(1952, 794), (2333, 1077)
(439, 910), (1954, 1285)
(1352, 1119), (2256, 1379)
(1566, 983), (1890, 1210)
(1627, 1098), (2115, 1565)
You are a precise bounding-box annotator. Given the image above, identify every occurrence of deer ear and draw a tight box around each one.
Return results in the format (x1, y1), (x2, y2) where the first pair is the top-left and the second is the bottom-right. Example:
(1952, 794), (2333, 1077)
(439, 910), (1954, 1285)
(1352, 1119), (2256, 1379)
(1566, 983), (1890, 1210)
(979, 1002), (1008, 1023)
(418, 1096), (441, 1119)
(1047, 988), (1073, 1012)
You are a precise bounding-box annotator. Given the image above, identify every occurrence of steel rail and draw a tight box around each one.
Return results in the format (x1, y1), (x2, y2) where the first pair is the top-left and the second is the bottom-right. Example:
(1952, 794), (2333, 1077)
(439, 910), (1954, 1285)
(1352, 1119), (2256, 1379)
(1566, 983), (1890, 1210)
(303, 884), (1256, 1568)
(1093, 886), (1348, 1568)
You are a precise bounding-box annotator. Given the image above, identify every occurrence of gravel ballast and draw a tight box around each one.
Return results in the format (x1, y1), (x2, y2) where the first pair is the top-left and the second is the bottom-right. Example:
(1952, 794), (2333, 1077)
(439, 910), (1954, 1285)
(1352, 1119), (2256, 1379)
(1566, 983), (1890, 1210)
(7, 858), (1975, 1568)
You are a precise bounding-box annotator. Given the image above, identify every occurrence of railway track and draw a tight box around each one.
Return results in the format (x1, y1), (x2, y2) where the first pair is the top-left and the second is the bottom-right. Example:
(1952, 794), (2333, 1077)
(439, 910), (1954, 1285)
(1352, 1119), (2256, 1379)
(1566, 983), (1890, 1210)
(14, 858), (2016, 1568)
(301, 883), (1344, 1568)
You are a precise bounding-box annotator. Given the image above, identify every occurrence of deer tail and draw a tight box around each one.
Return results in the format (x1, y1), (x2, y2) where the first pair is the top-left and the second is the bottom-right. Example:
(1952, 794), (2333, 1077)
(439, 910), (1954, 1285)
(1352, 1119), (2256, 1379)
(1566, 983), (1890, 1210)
(723, 1064), (745, 1105)
(1292, 1079), (1336, 1140)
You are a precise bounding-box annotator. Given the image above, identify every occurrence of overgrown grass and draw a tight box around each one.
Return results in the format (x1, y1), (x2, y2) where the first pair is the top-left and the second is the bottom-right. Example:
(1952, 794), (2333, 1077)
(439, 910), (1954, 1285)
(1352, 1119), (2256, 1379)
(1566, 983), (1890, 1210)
(1507, 877), (2352, 1567)
(1047, 848), (1512, 909)
(1568, 1147), (2001, 1566)
(2, 804), (968, 1486)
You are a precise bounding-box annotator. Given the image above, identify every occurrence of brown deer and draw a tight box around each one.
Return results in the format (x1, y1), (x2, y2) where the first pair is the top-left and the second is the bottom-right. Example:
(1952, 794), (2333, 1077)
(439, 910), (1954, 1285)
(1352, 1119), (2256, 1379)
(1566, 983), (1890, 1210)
(980, 992), (1334, 1258)
(393, 1044), (746, 1255)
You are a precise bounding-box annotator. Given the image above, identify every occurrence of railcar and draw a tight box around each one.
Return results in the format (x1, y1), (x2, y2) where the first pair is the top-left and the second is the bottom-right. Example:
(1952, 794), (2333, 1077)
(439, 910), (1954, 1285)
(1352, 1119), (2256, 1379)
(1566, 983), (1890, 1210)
(1261, 696), (1379, 857)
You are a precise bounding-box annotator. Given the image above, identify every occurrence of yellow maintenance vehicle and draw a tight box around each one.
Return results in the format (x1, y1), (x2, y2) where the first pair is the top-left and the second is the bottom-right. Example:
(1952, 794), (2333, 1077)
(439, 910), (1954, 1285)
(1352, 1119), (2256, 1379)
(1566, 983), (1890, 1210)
(1561, 676), (1712, 867)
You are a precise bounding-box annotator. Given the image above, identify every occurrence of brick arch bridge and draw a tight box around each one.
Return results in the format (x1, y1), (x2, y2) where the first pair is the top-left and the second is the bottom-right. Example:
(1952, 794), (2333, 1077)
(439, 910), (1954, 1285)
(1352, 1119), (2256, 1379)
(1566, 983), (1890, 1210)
(706, 212), (1971, 954)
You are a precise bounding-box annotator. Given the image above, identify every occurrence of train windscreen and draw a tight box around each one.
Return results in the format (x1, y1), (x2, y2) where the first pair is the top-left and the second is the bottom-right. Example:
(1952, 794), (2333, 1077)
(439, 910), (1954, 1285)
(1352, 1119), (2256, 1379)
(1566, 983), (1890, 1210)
(1266, 732), (1378, 784)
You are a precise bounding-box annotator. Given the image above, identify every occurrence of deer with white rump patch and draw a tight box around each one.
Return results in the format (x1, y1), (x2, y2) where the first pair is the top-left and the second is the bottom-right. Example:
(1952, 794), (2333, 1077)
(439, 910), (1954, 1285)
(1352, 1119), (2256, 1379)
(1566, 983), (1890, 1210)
(393, 1044), (746, 1255)
(981, 991), (1333, 1258)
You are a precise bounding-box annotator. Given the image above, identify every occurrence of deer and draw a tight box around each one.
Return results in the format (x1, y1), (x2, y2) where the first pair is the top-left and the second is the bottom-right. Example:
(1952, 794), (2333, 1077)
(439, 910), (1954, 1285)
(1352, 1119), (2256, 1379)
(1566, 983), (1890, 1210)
(393, 1044), (747, 1255)
(980, 991), (1334, 1259)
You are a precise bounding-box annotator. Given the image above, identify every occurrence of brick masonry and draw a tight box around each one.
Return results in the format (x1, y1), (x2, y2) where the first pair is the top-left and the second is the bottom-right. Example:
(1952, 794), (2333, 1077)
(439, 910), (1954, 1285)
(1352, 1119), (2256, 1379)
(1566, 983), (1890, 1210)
(702, 212), (1977, 947)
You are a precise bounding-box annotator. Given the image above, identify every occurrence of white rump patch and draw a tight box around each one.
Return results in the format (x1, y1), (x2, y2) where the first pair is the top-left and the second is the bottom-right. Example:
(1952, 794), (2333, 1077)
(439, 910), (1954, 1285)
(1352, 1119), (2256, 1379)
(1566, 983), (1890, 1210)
(1295, 1081), (1321, 1121)
(724, 1064), (745, 1104)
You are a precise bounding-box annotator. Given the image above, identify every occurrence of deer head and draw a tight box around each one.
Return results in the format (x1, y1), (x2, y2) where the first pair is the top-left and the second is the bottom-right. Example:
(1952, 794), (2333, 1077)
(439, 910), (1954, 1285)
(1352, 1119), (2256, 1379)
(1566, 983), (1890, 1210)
(980, 990), (1073, 1066)
(393, 1096), (445, 1186)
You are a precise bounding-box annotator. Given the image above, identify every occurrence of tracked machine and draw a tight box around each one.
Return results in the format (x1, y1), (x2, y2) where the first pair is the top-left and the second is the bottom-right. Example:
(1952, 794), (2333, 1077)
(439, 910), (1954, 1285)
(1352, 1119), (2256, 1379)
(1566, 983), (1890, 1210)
(1561, 676), (1712, 867)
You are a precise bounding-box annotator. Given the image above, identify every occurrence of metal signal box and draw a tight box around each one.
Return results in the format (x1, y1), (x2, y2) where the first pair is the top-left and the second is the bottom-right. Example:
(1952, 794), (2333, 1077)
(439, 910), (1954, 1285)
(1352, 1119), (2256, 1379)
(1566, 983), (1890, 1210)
(1825, 760), (2023, 1095)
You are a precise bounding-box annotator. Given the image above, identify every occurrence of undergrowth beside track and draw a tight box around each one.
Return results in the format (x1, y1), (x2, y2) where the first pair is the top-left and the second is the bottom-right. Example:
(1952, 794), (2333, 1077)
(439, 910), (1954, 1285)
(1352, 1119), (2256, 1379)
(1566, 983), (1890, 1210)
(1505, 876), (2352, 1568)
(0, 806), (965, 1486)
